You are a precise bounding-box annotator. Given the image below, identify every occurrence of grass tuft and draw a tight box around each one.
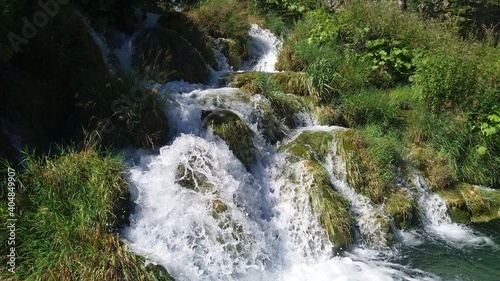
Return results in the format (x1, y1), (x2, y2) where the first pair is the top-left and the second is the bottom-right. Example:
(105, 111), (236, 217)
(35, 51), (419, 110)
(0, 149), (174, 280)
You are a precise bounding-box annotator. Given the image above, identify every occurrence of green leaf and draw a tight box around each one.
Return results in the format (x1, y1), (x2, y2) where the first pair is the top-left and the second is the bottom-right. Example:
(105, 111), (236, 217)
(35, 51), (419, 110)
(487, 114), (500, 123)
(477, 145), (488, 155)
(483, 127), (497, 136)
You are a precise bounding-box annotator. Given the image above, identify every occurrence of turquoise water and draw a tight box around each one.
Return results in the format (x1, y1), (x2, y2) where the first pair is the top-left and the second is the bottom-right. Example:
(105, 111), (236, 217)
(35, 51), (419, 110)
(392, 221), (500, 280)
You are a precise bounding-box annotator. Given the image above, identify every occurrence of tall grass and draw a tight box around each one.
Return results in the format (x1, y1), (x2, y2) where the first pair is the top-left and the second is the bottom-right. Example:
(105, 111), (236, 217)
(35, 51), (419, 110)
(0, 149), (174, 280)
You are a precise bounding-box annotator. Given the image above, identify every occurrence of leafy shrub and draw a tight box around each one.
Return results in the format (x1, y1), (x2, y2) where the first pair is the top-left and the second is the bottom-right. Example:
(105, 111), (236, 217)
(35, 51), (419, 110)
(413, 44), (479, 112)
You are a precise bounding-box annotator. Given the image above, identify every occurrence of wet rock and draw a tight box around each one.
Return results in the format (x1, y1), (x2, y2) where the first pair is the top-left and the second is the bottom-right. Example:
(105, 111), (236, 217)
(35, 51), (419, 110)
(202, 109), (256, 170)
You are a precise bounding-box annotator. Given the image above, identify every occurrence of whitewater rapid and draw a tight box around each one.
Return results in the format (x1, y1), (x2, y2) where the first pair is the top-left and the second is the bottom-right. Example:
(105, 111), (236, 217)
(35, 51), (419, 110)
(114, 23), (497, 281)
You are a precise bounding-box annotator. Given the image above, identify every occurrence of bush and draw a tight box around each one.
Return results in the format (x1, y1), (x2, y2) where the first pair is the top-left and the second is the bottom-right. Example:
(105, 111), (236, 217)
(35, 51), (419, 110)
(413, 44), (479, 112)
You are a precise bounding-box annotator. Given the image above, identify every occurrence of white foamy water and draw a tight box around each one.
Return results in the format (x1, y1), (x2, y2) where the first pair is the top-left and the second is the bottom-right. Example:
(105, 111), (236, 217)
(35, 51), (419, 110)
(409, 171), (495, 247)
(243, 24), (282, 72)
(113, 18), (496, 281)
(123, 133), (436, 281)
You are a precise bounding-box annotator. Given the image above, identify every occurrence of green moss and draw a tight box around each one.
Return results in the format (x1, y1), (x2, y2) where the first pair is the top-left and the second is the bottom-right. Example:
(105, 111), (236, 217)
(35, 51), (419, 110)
(203, 110), (255, 170)
(373, 215), (395, 246)
(383, 189), (417, 229)
(135, 27), (210, 83)
(408, 147), (455, 191)
(437, 183), (500, 223)
(0, 149), (174, 280)
(336, 128), (399, 204)
(279, 131), (334, 163)
(257, 101), (286, 145)
(218, 38), (245, 70)
(304, 160), (354, 250)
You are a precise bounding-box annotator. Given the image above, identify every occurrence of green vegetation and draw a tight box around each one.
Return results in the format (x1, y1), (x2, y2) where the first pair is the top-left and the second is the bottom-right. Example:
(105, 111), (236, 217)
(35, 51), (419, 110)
(0, 149), (174, 280)
(203, 109), (256, 170)
(279, 132), (355, 249)
(2, 0), (500, 277)
(278, 130), (334, 162)
(187, 0), (252, 69)
(437, 183), (500, 223)
(305, 160), (354, 250)
(271, 0), (499, 193)
(383, 189), (417, 229)
(336, 128), (401, 204)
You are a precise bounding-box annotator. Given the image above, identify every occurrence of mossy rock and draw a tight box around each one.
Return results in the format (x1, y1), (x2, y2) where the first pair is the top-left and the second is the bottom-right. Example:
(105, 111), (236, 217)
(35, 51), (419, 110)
(259, 103), (286, 145)
(157, 11), (217, 68)
(217, 38), (244, 70)
(145, 263), (175, 281)
(211, 199), (229, 219)
(175, 163), (214, 192)
(383, 189), (417, 229)
(202, 109), (255, 170)
(335, 129), (397, 204)
(135, 27), (210, 83)
(279, 131), (334, 163)
(437, 183), (500, 223)
(226, 72), (308, 127)
(304, 160), (355, 250)
(372, 215), (395, 246)
(408, 147), (455, 191)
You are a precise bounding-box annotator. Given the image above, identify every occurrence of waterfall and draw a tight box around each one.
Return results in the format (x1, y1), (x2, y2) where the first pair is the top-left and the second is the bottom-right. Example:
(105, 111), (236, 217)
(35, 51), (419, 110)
(408, 171), (495, 247)
(243, 24), (282, 72)
(80, 12), (161, 72)
(324, 130), (393, 247)
(109, 21), (497, 281)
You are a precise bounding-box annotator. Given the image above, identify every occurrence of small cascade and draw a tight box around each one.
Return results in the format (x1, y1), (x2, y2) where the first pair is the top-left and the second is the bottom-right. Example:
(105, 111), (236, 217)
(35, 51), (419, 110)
(408, 170), (494, 247)
(243, 24), (282, 72)
(123, 135), (275, 280)
(322, 130), (393, 247)
(80, 12), (161, 71)
(268, 155), (334, 261)
(113, 12), (161, 70)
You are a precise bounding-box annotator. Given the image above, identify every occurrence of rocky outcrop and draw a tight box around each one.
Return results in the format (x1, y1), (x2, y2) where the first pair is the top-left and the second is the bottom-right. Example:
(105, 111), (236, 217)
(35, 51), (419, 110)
(202, 109), (256, 170)
(135, 27), (210, 83)
(437, 182), (500, 223)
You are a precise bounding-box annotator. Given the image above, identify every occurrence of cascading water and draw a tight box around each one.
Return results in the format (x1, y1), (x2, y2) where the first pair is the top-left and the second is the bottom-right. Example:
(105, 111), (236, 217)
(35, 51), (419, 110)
(76, 20), (499, 279)
(243, 24), (282, 72)
(408, 171), (495, 247)
(324, 130), (393, 247)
